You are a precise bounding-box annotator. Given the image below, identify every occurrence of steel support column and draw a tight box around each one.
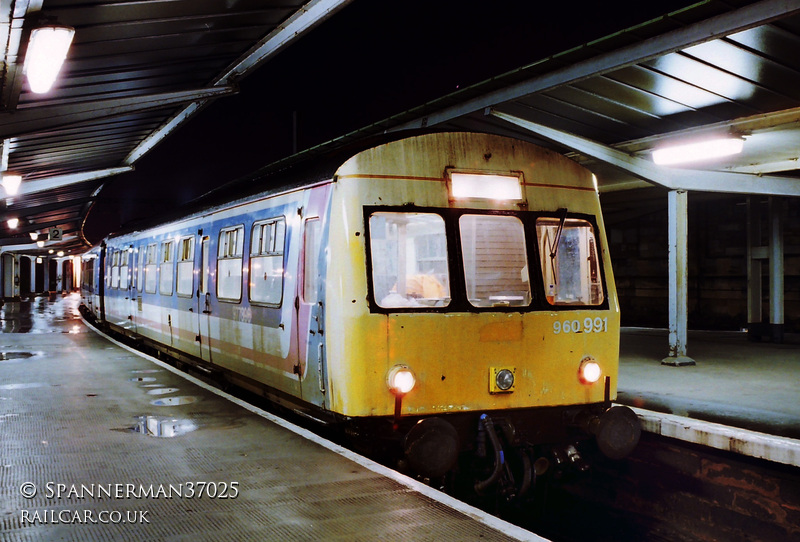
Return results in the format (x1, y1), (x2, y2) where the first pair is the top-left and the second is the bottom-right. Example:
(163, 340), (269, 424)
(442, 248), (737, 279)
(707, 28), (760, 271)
(662, 190), (695, 366)
(746, 197), (765, 340)
(769, 197), (785, 343)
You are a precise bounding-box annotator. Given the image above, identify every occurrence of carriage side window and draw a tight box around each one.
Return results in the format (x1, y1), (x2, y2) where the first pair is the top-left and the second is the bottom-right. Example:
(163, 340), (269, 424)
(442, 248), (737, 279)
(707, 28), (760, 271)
(110, 250), (120, 289)
(120, 249), (130, 290)
(137, 246), (146, 293)
(176, 237), (194, 297)
(460, 215), (531, 308)
(250, 218), (285, 305)
(144, 243), (158, 294)
(82, 258), (95, 290)
(217, 225), (244, 302)
(159, 240), (175, 295)
(536, 218), (604, 306)
(369, 212), (450, 308)
(130, 247), (138, 292)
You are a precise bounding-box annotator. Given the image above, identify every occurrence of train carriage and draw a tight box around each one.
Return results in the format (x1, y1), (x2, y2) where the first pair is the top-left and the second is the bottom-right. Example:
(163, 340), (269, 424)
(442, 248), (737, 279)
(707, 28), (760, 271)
(81, 131), (640, 497)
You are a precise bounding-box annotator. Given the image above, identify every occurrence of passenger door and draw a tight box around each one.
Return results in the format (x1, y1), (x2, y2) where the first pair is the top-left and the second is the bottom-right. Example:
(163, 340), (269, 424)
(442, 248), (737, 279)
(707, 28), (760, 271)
(295, 185), (331, 408)
(128, 247), (138, 332)
(197, 235), (213, 362)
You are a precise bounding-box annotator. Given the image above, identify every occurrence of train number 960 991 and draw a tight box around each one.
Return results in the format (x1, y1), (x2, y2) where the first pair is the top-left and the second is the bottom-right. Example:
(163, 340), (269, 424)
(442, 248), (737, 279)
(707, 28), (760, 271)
(553, 317), (608, 334)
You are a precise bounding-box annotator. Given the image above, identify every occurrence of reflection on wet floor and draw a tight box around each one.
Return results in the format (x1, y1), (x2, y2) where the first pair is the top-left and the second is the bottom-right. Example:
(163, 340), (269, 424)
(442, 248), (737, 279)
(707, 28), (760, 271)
(129, 376), (157, 383)
(147, 387), (180, 395)
(0, 382), (48, 390)
(0, 293), (85, 334)
(151, 396), (198, 406)
(0, 351), (40, 361)
(132, 415), (197, 438)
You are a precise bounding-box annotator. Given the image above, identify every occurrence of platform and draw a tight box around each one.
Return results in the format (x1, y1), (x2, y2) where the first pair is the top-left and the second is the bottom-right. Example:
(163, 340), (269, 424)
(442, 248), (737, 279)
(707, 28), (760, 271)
(617, 328), (800, 440)
(0, 295), (542, 541)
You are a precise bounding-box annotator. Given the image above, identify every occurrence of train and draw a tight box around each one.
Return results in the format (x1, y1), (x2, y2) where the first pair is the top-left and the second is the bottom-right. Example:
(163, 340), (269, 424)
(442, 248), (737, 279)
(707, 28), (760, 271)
(80, 131), (640, 500)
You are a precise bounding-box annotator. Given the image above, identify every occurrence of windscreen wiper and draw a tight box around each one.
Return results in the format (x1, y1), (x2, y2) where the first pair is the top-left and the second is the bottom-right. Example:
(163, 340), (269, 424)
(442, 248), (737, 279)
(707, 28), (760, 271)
(550, 208), (568, 262)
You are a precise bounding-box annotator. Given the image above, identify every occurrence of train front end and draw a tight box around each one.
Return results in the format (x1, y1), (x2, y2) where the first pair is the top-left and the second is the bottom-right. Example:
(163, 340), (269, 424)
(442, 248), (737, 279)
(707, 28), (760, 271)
(323, 132), (639, 494)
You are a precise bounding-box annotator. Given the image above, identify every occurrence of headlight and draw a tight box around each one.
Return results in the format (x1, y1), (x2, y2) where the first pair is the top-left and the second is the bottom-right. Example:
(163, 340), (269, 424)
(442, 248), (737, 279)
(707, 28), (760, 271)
(489, 367), (515, 393)
(387, 365), (416, 395)
(579, 356), (602, 384)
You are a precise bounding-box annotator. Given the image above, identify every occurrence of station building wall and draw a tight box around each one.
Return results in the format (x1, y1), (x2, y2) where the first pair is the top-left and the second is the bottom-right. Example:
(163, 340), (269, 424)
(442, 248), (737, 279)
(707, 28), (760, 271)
(604, 194), (800, 334)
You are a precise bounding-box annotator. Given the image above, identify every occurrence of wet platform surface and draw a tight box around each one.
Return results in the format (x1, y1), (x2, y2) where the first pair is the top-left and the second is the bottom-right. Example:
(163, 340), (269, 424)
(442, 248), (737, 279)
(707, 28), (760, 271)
(618, 328), (800, 440)
(0, 295), (538, 541)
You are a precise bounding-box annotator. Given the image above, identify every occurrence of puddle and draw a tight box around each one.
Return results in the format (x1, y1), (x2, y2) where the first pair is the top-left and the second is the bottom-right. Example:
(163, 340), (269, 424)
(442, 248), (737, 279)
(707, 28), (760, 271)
(147, 388), (179, 395)
(132, 416), (197, 438)
(0, 351), (41, 362)
(0, 383), (47, 390)
(150, 396), (198, 406)
(129, 377), (157, 383)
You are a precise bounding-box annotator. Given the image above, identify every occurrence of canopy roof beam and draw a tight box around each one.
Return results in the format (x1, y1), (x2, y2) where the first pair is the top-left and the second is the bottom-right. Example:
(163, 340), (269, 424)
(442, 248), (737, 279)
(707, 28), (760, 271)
(0, 87), (236, 140)
(489, 109), (800, 197)
(5, 167), (132, 198)
(124, 0), (354, 165)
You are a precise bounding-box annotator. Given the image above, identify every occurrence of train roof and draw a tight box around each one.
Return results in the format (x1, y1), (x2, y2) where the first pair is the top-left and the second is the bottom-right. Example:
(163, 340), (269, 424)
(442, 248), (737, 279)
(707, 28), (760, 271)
(107, 129), (450, 241)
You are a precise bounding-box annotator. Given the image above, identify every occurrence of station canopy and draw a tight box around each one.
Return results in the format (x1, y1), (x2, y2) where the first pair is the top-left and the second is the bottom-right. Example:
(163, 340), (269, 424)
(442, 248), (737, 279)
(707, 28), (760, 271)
(1, 0), (800, 255)
(0, 0), (353, 255)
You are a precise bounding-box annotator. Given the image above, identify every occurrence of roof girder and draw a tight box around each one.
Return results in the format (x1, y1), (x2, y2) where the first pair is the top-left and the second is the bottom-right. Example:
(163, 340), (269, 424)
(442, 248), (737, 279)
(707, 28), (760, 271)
(489, 108), (800, 197)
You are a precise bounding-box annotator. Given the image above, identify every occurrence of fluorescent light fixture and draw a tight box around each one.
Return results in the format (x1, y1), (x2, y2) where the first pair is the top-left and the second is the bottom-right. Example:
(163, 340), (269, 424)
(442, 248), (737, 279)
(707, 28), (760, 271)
(24, 24), (75, 94)
(652, 137), (744, 166)
(450, 173), (522, 200)
(7, 218), (18, 229)
(2, 174), (22, 195)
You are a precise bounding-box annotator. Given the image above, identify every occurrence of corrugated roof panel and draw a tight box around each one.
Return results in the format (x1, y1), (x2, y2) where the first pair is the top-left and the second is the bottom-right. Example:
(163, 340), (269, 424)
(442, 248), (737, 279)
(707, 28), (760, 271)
(727, 25), (800, 70)
(604, 65), (733, 118)
(570, 76), (690, 120)
(503, 96), (641, 143)
(683, 39), (800, 100)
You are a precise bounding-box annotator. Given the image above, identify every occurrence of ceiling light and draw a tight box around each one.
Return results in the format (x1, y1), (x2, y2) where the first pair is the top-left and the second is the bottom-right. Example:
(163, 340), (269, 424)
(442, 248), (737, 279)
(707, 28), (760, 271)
(7, 218), (18, 229)
(29, 232), (39, 240)
(652, 137), (744, 166)
(37, 240), (45, 248)
(2, 174), (22, 195)
(24, 24), (75, 94)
